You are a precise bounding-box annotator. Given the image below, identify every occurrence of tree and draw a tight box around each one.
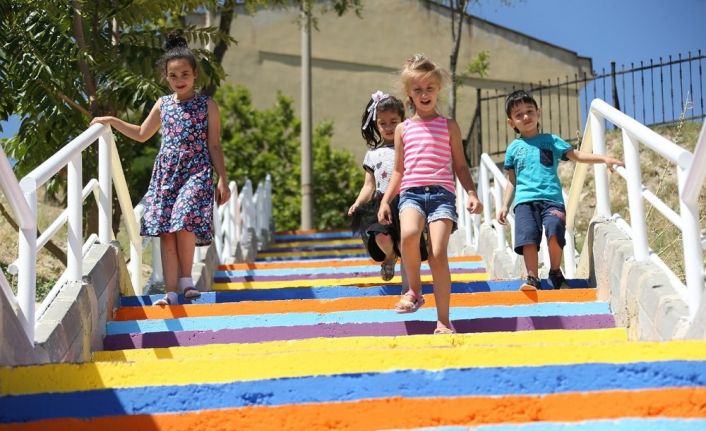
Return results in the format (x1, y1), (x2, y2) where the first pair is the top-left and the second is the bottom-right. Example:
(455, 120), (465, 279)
(216, 85), (361, 231)
(447, 0), (472, 120)
(0, 0), (234, 246)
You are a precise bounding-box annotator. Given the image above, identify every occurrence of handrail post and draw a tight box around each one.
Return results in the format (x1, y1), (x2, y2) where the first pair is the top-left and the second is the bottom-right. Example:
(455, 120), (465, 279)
(98, 132), (112, 244)
(621, 129), (650, 261)
(67, 153), (83, 281)
(589, 111), (611, 218)
(479, 162), (491, 224)
(493, 179), (505, 251)
(17, 179), (38, 342)
(677, 167), (704, 321)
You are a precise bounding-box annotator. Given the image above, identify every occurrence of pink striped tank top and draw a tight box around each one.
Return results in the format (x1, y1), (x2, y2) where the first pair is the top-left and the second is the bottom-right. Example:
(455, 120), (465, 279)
(400, 116), (455, 193)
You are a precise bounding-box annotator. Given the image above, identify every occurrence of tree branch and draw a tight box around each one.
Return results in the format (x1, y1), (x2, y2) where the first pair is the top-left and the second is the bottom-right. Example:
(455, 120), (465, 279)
(0, 201), (68, 265)
(71, 0), (97, 111)
(203, 0), (236, 97)
(35, 81), (91, 117)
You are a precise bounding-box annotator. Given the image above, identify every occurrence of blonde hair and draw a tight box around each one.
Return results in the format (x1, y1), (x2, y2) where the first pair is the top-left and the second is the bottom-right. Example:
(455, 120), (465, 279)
(400, 54), (450, 112)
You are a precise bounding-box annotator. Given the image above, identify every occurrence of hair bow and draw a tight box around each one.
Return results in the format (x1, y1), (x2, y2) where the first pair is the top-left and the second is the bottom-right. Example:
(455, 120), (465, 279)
(362, 90), (390, 130)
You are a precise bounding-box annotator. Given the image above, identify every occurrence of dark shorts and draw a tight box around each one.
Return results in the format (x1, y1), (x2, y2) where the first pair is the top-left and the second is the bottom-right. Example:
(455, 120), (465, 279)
(352, 194), (428, 262)
(513, 200), (566, 255)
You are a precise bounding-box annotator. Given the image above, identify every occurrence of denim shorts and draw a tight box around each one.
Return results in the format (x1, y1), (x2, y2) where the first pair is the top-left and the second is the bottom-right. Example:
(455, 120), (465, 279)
(513, 200), (566, 255)
(399, 185), (458, 231)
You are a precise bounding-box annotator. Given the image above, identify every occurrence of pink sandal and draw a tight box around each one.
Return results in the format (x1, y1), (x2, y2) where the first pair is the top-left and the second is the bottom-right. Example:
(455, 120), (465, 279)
(394, 290), (425, 314)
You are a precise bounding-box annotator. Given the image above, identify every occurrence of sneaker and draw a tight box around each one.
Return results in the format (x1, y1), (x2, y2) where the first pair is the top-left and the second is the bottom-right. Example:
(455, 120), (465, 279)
(520, 275), (541, 291)
(548, 269), (567, 290)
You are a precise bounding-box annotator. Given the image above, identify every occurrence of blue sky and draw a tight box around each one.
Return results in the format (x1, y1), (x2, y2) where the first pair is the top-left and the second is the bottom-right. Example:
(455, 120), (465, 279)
(2, 0), (705, 139)
(473, 0), (705, 72)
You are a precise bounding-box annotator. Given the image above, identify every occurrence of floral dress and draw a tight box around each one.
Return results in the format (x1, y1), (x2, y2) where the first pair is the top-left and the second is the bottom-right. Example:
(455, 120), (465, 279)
(140, 94), (214, 246)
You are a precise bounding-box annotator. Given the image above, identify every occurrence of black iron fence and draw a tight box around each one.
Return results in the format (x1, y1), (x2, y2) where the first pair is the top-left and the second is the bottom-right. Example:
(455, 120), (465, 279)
(466, 50), (705, 165)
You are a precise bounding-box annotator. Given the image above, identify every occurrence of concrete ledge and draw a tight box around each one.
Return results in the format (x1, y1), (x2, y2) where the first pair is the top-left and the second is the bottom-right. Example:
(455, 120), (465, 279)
(0, 242), (124, 365)
(589, 220), (699, 341)
(0, 292), (37, 366)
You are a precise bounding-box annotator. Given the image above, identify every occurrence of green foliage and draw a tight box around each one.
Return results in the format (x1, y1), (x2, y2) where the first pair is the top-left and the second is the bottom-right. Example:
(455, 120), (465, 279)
(465, 50), (490, 78)
(0, 0), (233, 195)
(215, 85), (362, 231)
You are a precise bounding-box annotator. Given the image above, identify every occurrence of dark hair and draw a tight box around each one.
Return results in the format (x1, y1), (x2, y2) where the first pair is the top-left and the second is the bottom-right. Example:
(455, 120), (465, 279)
(360, 94), (405, 149)
(158, 31), (197, 74)
(505, 89), (539, 133)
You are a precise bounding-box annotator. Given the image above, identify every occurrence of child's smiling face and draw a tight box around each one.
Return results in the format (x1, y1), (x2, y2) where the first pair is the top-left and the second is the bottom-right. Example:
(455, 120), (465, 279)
(408, 75), (440, 116)
(166, 58), (197, 100)
(507, 101), (540, 137)
(375, 110), (402, 143)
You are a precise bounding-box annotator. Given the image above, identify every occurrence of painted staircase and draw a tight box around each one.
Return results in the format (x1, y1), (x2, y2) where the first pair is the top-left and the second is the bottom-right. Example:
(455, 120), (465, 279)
(1, 230), (706, 430)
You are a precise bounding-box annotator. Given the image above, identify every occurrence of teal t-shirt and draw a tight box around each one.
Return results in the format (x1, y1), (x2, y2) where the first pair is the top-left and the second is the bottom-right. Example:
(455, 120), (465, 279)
(503, 133), (572, 206)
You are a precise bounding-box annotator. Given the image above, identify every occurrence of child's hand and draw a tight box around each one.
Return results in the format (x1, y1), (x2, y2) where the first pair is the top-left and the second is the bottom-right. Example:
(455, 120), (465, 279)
(466, 191), (483, 214)
(605, 157), (624, 173)
(347, 203), (359, 216)
(497, 208), (508, 225)
(216, 178), (231, 205)
(90, 116), (113, 126)
(378, 202), (392, 225)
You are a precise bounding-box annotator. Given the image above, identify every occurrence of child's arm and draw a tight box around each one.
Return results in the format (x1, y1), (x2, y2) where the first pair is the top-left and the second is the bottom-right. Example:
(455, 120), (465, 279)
(378, 123), (404, 225)
(348, 170), (376, 216)
(497, 169), (515, 225)
(90, 100), (162, 142)
(206, 99), (231, 205)
(448, 118), (482, 214)
(566, 149), (624, 171)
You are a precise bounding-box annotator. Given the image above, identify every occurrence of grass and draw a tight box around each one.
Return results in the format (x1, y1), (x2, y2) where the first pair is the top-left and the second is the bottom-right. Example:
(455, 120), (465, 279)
(559, 119), (705, 284)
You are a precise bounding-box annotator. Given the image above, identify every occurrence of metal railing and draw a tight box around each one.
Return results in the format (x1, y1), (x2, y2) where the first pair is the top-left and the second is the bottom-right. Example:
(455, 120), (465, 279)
(467, 51), (706, 166)
(0, 124), (273, 342)
(1, 124), (128, 341)
(578, 99), (705, 321)
(461, 98), (705, 321)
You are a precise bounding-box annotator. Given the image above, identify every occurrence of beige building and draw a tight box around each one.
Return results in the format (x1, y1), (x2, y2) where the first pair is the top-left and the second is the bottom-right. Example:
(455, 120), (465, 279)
(197, 0), (593, 164)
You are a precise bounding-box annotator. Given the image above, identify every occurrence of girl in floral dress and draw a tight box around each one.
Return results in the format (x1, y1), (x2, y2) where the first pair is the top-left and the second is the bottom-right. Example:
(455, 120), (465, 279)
(91, 32), (230, 306)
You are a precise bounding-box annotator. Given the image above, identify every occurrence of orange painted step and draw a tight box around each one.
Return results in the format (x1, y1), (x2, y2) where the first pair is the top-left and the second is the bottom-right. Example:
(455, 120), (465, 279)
(113, 289), (596, 321)
(3, 387), (705, 431)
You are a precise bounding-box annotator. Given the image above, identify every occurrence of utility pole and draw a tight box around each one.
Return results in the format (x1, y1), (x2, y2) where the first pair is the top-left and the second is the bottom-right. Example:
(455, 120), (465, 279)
(300, 3), (313, 230)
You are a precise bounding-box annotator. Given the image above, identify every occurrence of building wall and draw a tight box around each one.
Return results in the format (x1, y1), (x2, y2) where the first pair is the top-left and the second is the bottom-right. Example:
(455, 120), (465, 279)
(216, 0), (593, 163)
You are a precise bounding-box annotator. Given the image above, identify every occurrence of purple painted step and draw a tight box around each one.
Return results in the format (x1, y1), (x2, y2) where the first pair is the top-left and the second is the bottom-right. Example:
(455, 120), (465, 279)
(102, 314), (615, 350)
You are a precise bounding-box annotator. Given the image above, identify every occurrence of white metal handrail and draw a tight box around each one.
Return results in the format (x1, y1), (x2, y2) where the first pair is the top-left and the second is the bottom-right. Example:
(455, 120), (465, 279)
(1, 122), (274, 345)
(581, 99), (705, 321)
(0, 145), (35, 342)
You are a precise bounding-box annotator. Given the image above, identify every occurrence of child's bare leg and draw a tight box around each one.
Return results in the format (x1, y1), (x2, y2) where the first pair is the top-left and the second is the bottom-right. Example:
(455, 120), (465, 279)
(522, 244), (539, 278)
(155, 232), (180, 306)
(176, 230), (200, 298)
(175, 230), (196, 278)
(399, 208), (425, 296)
(375, 232), (395, 260)
(428, 219), (453, 331)
(376, 232), (397, 281)
(547, 235), (562, 271)
(160, 233), (179, 293)
(400, 258), (409, 294)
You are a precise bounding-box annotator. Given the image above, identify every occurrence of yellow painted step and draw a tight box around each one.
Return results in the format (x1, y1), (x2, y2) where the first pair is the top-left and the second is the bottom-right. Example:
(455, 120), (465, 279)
(4, 339), (706, 396)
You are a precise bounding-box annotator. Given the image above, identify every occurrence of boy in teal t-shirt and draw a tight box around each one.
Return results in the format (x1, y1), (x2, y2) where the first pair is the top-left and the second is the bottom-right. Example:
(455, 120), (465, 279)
(498, 90), (623, 291)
